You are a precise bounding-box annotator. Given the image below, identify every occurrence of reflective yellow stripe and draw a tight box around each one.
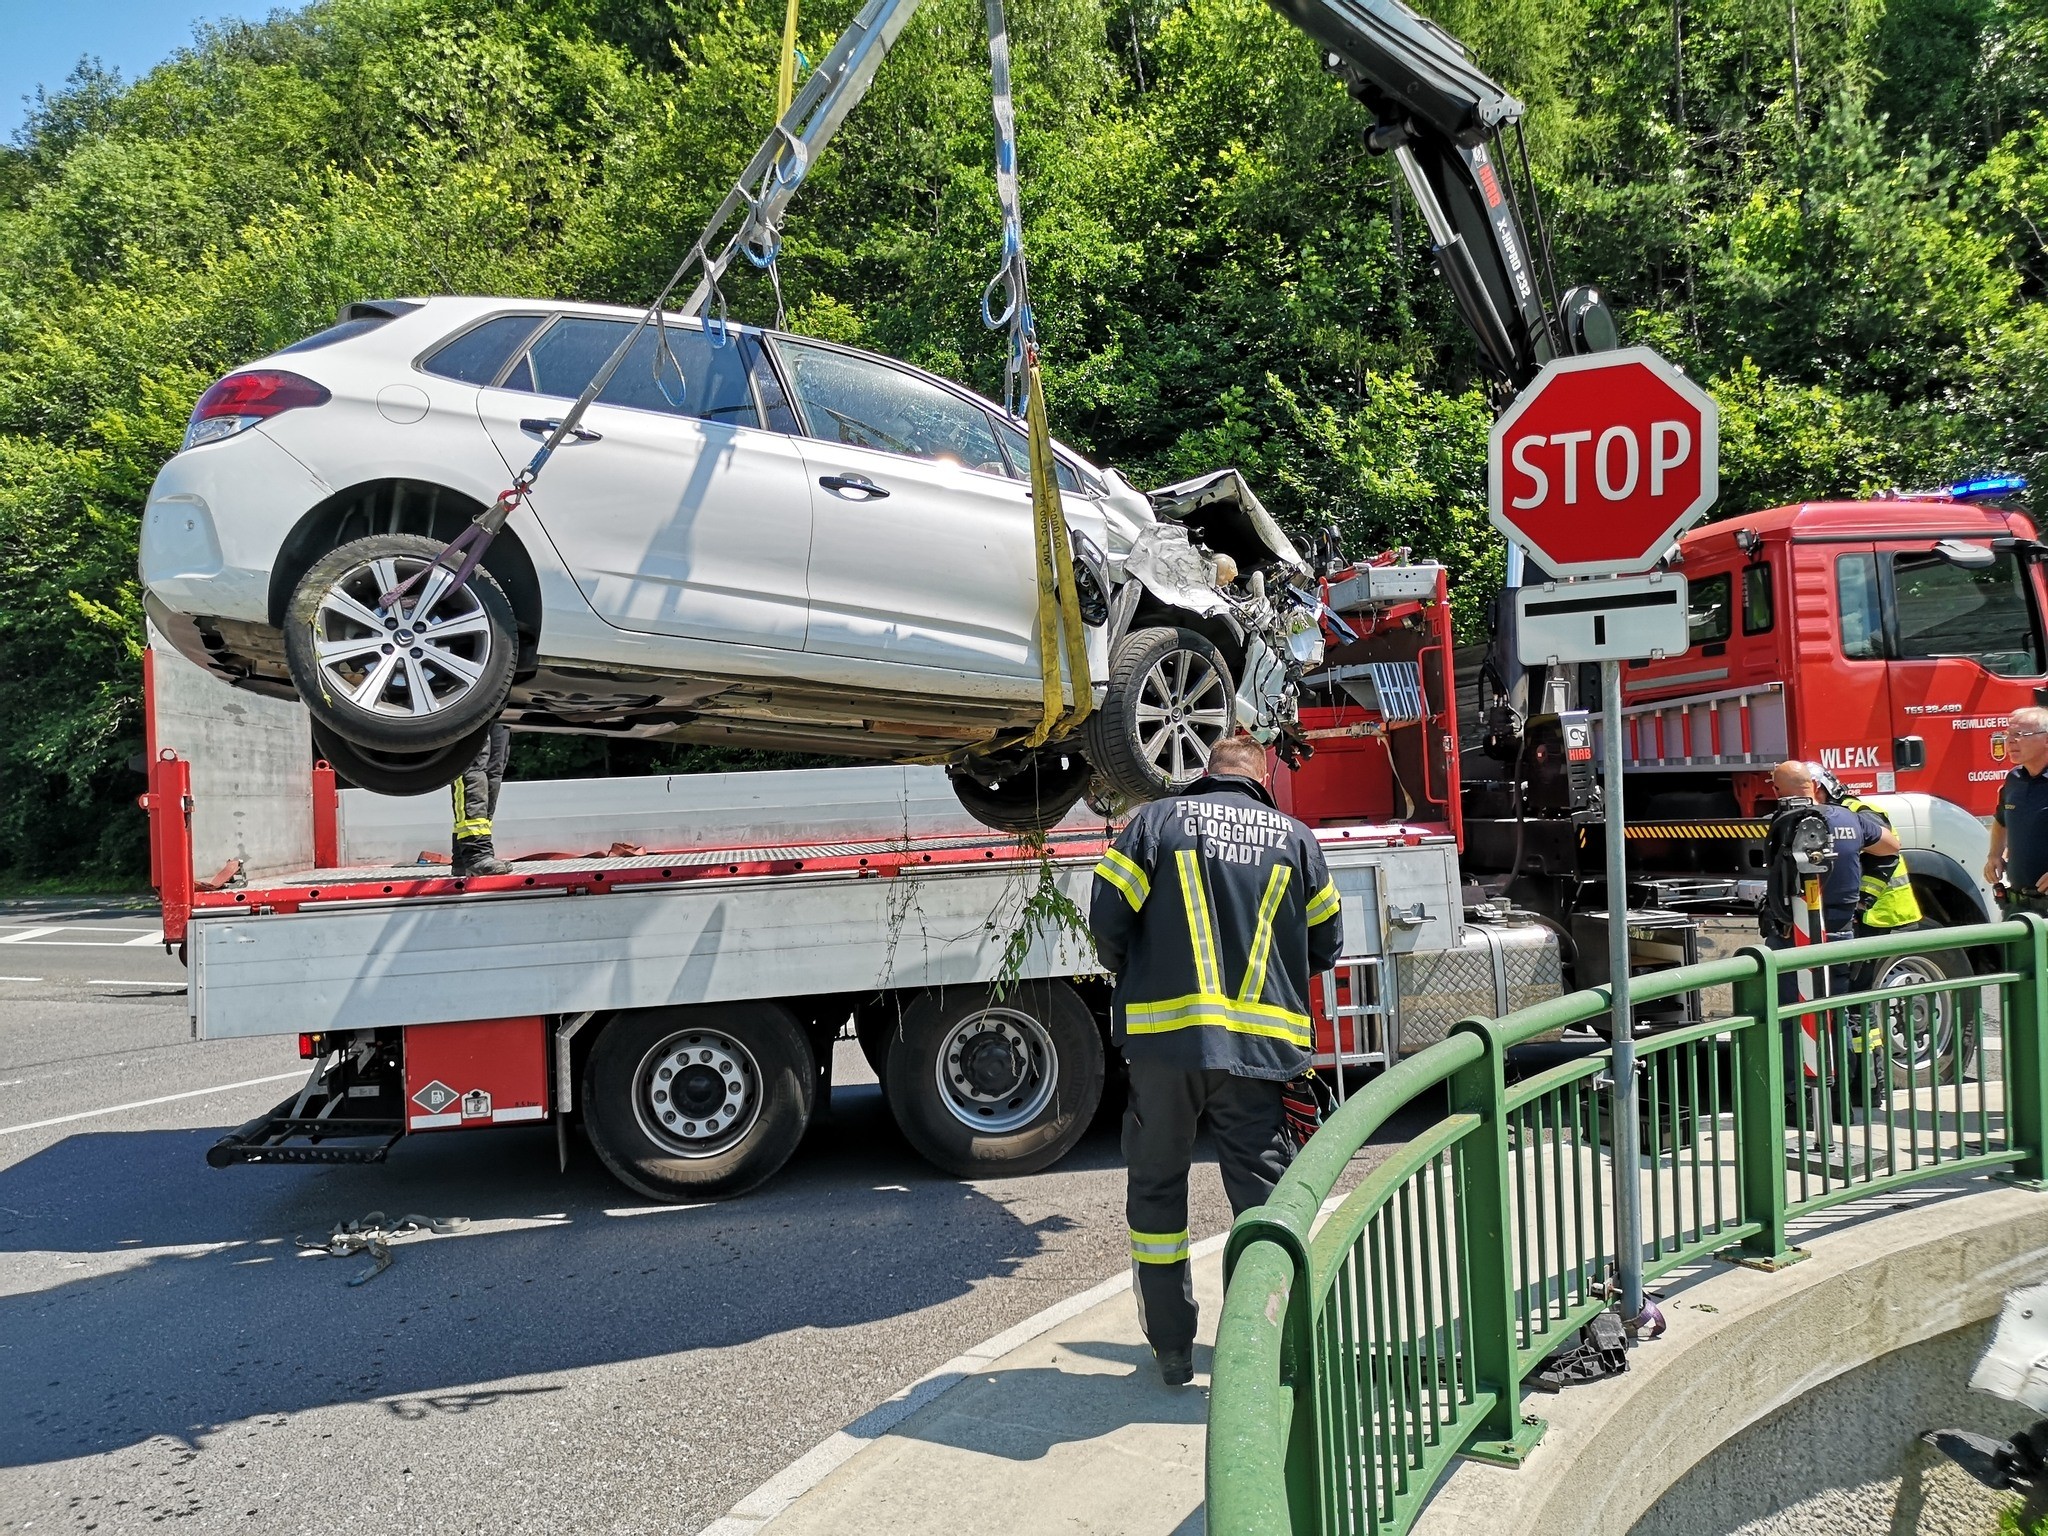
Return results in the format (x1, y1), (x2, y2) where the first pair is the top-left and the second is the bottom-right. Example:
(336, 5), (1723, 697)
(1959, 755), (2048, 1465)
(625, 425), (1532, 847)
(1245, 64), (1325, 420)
(1095, 847), (1150, 910)
(1306, 878), (1340, 925)
(451, 777), (490, 840)
(1237, 864), (1292, 1004)
(1125, 991), (1312, 1045)
(1177, 849), (1223, 996)
(1130, 1227), (1191, 1264)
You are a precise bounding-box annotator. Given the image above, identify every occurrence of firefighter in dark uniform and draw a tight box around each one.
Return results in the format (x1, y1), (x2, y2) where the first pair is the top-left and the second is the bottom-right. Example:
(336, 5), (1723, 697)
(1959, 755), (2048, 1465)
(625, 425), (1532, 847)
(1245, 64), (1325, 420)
(1088, 735), (1343, 1387)
(451, 721), (513, 876)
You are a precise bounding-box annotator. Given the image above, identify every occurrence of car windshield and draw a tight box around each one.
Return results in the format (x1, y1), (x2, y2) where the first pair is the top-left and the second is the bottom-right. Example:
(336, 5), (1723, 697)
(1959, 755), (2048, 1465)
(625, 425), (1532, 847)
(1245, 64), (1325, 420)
(508, 316), (760, 427)
(1892, 547), (2046, 676)
(777, 341), (1007, 473)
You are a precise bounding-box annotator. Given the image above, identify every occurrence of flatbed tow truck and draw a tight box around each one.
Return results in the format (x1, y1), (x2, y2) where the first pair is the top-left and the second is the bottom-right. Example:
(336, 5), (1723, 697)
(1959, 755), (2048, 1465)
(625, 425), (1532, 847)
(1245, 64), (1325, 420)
(145, 552), (1568, 1201)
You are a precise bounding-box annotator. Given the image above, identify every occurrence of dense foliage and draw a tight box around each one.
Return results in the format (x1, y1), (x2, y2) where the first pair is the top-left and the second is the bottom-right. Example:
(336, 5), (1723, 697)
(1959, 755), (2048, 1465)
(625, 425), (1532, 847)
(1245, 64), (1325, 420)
(0, 0), (2041, 882)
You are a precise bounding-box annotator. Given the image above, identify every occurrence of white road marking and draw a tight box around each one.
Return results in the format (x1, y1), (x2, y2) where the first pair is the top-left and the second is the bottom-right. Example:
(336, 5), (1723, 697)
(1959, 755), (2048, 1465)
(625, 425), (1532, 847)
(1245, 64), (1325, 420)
(0, 1071), (305, 1136)
(123, 931), (167, 946)
(0, 927), (61, 944)
(87, 979), (185, 989)
(0, 975), (44, 982)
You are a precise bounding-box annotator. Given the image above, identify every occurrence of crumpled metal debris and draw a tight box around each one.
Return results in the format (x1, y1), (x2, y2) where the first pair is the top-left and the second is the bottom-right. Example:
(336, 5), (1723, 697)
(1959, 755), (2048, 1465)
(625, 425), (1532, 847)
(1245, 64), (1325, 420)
(297, 1211), (469, 1286)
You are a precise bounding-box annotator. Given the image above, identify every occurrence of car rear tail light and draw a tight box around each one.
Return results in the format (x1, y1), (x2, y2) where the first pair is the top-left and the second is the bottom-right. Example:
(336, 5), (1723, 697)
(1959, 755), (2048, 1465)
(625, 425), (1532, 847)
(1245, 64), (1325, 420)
(182, 369), (331, 450)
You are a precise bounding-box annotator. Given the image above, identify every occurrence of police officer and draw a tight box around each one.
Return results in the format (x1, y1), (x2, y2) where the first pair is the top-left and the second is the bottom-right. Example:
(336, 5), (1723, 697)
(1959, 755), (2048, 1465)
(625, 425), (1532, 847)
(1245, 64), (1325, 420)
(1088, 736), (1343, 1387)
(451, 721), (513, 877)
(1808, 763), (1923, 935)
(1763, 760), (1900, 950)
(1988, 706), (2048, 912)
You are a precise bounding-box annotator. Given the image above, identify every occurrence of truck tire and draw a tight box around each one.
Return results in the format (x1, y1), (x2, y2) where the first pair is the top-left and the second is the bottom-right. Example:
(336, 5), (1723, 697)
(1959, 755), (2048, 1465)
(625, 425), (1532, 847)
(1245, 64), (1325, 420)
(1084, 625), (1235, 803)
(286, 533), (517, 753)
(1868, 943), (1978, 1083)
(947, 750), (1092, 835)
(583, 1003), (816, 1201)
(882, 981), (1104, 1178)
(311, 719), (491, 798)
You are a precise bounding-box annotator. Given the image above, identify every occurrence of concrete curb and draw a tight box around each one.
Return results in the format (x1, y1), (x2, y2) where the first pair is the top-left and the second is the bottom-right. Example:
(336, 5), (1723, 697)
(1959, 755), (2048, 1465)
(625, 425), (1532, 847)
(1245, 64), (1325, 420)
(693, 1231), (1230, 1536)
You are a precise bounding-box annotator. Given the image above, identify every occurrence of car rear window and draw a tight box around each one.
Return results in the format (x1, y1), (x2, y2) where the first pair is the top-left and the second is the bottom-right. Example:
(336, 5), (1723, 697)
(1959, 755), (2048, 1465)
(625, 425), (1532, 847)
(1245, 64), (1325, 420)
(508, 316), (760, 428)
(422, 315), (547, 384)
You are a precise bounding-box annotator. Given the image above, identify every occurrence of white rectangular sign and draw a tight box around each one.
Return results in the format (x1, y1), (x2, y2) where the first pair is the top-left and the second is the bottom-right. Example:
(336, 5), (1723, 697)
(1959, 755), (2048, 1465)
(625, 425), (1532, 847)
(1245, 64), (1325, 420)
(1516, 573), (1689, 665)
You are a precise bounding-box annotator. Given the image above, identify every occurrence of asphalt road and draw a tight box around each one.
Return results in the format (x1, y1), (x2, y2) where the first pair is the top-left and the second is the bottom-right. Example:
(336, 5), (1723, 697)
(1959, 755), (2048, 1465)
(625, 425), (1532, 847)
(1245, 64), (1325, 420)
(0, 900), (1405, 1536)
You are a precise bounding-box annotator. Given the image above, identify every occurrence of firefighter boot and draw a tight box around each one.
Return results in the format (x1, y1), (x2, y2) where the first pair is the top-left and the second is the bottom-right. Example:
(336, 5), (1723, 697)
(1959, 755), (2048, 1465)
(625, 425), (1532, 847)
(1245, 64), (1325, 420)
(1155, 1347), (1195, 1388)
(453, 836), (512, 877)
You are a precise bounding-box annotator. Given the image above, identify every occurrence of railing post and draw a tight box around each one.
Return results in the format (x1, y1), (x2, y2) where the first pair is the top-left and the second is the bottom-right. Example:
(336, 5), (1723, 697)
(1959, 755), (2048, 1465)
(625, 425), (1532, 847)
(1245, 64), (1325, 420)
(1448, 1017), (1544, 1463)
(2006, 915), (2048, 1185)
(1728, 944), (1803, 1268)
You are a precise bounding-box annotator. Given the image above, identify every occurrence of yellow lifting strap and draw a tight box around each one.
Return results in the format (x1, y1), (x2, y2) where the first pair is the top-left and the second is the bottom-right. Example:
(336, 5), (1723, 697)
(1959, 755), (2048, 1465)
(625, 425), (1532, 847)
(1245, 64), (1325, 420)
(776, 0), (802, 117)
(1019, 347), (1094, 747)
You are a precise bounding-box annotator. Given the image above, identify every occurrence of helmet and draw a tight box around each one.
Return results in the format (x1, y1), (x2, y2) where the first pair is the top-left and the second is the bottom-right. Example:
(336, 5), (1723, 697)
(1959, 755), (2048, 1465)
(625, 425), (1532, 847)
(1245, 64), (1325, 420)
(1808, 762), (1849, 804)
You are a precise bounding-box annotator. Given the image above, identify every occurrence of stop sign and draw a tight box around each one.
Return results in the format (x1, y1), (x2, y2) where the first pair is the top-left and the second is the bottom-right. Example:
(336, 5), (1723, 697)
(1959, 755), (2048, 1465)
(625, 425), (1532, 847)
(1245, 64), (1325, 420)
(1487, 347), (1719, 577)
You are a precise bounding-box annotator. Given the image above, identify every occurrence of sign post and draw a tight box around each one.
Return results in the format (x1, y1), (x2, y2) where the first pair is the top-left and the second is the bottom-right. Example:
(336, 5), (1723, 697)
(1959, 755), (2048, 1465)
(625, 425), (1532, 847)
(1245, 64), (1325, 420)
(1493, 346), (1718, 1330)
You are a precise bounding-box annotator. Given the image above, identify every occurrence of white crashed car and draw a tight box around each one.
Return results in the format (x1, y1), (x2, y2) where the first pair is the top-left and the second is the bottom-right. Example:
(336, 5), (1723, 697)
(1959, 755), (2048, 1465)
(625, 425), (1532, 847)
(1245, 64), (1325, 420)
(140, 297), (1323, 830)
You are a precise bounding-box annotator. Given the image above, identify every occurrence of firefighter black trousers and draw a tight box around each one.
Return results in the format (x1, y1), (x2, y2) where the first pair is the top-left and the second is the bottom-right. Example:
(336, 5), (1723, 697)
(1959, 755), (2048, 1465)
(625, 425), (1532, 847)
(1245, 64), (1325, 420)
(452, 722), (511, 843)
(1123, 1060), (1288, 1355)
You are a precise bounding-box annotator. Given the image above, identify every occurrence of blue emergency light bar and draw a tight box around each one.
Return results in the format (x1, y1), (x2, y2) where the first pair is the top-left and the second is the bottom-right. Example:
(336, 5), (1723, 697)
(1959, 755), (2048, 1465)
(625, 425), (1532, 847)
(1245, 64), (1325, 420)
(1949, 475), (2029, 501)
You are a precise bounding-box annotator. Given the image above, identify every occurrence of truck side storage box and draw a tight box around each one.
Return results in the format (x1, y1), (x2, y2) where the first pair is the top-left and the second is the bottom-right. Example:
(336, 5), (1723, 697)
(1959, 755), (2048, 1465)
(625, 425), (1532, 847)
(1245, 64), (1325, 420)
(404, 1017), (549, 1131)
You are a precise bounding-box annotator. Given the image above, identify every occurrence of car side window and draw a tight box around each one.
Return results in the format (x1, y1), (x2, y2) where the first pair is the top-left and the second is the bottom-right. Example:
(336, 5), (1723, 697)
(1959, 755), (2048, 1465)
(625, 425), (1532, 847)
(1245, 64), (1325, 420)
(992, 417), (1090, 495)
(778, 341), (1008, 474)
(506, 317), (761, 429)
(421, 315), (547, 384)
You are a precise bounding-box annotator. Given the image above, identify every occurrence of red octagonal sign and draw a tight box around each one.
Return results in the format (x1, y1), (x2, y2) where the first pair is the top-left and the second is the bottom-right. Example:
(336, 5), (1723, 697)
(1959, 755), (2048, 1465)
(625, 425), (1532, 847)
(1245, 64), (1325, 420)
(1488, 347), (1719, 577)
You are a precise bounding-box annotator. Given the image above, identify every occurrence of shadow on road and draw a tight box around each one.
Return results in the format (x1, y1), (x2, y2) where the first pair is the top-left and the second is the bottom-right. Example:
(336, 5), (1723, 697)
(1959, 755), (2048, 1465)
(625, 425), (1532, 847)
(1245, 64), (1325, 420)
(0, 1079), (1116, 1470)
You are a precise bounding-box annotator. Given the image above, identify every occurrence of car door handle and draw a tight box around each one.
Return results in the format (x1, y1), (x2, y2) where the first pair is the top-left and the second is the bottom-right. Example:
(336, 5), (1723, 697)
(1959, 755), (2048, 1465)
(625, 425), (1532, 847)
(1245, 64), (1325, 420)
(520, 417), (602, 442)
(819, 474), (889, 500)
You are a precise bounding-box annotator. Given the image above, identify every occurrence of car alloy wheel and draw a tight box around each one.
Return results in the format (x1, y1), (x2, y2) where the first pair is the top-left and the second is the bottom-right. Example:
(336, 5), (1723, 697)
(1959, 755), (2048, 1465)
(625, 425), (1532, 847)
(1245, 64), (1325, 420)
(1085, 626), (1239, 804)
(286, 533), (518, 753)
(1135, 647), (1233, 785)
(308, 552), (493, 722)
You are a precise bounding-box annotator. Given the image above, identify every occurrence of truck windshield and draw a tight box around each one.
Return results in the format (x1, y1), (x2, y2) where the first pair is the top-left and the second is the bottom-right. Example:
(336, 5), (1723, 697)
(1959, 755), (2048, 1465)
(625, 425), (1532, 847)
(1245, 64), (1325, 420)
(1890, 548), (2046, 677)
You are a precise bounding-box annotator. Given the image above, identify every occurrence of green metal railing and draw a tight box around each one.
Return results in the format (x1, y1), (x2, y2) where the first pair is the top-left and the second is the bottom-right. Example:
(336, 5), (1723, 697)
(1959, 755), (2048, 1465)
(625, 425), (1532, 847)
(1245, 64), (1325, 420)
(1208, 917), (2048, 1536)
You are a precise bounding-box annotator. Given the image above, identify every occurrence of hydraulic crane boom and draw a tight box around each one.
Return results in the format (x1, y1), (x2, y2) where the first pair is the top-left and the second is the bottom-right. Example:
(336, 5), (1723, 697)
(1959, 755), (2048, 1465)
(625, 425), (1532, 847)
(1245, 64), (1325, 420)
(676, 0), (1613, 391)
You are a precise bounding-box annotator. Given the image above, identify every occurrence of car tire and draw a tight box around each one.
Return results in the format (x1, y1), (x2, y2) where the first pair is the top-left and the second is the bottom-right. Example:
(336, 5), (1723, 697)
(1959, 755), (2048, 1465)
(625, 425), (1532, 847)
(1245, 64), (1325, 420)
(285, 533), (517, 754)
(311, 719), (492, 798)
(947, 749), (1092, 835)
(582, 1003), (816, 1202)
(1085, 625), (1236, 803)
(881, 981), (1104, 1178)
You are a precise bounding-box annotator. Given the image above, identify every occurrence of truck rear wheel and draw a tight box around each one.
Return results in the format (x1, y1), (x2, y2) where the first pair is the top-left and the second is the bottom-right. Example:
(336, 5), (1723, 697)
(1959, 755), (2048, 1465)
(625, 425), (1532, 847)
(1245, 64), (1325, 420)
(1870, 944), (1978, 1083)
(882, 981), (1104, 1178)
(583, 1003), (816, 1201)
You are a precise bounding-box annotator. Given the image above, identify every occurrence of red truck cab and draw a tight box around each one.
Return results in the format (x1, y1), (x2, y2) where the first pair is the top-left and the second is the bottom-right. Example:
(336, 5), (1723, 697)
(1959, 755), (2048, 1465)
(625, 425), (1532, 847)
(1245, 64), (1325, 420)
(1622, 496), (2048, 818)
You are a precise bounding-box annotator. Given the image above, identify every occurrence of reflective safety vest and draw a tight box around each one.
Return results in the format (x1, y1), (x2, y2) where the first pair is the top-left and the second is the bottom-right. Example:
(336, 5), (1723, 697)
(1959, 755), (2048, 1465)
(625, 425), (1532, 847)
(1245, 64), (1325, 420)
(1841, 795), (1922, 928)
(1087, 773), (1344, 1080)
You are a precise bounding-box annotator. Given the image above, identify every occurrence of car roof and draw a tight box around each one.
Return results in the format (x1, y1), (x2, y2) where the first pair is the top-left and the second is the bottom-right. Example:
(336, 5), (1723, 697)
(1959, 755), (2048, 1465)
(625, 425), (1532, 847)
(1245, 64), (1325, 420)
(371, 295), (1099, 470)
